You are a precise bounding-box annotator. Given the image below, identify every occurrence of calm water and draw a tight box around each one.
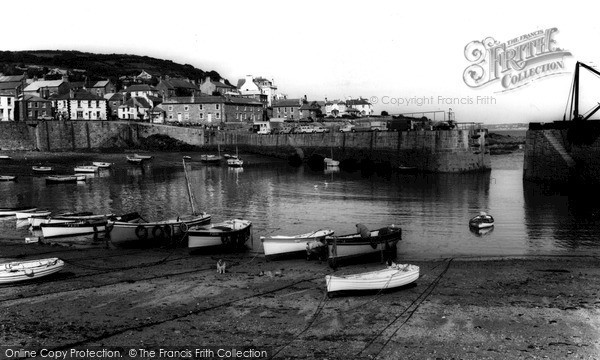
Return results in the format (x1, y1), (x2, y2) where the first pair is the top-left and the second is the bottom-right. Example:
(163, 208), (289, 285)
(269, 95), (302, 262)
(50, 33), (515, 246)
(1, 150), (599, 260)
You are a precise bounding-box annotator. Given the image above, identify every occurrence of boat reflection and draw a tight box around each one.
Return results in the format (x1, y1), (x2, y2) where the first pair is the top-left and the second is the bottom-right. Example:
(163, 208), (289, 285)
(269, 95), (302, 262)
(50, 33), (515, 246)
(469, 225), (494, 237)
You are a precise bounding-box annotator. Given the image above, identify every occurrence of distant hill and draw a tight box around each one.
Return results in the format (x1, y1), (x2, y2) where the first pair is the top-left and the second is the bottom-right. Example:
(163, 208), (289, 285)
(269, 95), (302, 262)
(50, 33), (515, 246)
(0, 50), (226, 85)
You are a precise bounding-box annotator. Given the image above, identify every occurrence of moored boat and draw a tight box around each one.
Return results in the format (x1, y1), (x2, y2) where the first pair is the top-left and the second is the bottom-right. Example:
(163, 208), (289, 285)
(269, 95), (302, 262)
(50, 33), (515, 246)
(261, 229), (334, 259)
(126, 156), (144, 164)
(200, 154), (223, 164)
(134, 153), (153, 159)
(108, 213), (212, 247)
(326, 224), (402, 268)
(32, 166), (53, 172)
(92, 162), (112, 168)
(325, 263), (420, 295)
(469, 212), (495, 229)
(40, 219), (107, 238)
(188, 219), (252, 251)
(74, 165), (99, 173)
(0, 155), (12, 160)
(226, 157), (244, 167)
(30, 212), (114, 228)
(324, 158), (340, 167)
(15, 210), (51, 220)
(0, 258), (65, 284)
(45, 175), (79, 184)
(0, 206), (37, 217)
(0, 175), (16, 181)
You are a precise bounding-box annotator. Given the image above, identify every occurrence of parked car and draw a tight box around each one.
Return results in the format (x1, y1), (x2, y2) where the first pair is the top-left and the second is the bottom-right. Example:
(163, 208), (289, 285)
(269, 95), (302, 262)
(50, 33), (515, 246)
(313, 126), (330, 133)
(296, 125), (316, 133)
(340, 124), (356, 133)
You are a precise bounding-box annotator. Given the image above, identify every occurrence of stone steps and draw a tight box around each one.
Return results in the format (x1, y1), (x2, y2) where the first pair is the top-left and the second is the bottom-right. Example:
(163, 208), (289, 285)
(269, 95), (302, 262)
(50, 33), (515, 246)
(543, 130), (576, 168)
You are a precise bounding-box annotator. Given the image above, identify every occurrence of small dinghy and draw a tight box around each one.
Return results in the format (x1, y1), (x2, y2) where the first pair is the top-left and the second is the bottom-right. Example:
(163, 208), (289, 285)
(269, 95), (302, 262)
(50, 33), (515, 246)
(469, 212), (495, 229)
(0, 206), (37, 217)
(40, 219), (108, 238)
(261, 229), (334, 259)
(0, 258), (65, 284)
(188, 219), (252, 251)
(126, 156), (144, 164)
(92, 162), (112, 168)
(325, 263), (420, 295)
(0, 175), (16, 181)
(326, 224), (402, 268)
(74, 165), (99, 173)
(134, 153), (153, 159)
(32, 166), (54, 172)
(15, 210), (51, 220)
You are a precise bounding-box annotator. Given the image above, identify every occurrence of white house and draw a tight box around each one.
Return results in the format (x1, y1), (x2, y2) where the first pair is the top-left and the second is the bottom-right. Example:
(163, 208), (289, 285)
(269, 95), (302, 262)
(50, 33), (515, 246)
(0, 92), (15, 121)
(52, 90), (108, 120)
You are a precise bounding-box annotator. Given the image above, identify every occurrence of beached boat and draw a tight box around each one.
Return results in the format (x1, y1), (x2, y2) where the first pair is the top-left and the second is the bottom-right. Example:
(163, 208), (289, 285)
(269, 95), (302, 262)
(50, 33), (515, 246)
(0, 206), (37, 217)
(326, 224), (402, 268)
(45, 175), (85, 184)
(29, 212), (114, 228)
(0, 175), (16, 181)
(15, 210), (51, 220)
(0, 155), (12, 160)
(126, 156), (144, 164)
(261, 229), (334, 259)
(134, 153), (153, 159)
(188, 219), (252, 251)
(325, 263), (420, 294)
(32, 166), (53, 172)
(74, 165), (99, 173)
(92, 162), (112, 168)
(0, 258), (65, 284)
(40, 219), (107, 238)
(469, 212), (495, 229)
(108, 213), (211, 247)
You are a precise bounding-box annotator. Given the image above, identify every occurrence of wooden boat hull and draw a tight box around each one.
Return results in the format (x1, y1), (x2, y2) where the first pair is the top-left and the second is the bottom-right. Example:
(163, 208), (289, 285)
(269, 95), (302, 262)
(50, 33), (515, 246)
(32, 166), (53, 172)
(325, 264), (420, 293)
(261, 229), (333, 258)
(92, 162), (112, 168)
(200, 155), (223, 164)
(469, 214), (495, 229)
(0, 206), (37, 217)
(40, 220), (107, 238)
(188, 219), (251, 251)
(31, 213), (114, 228)
(15, 210), (51, 220)
(326, 225), (402, 268)
(109, 214), (211, 246)
(74, 166), (98, 173)
(0, 258), (64, 284)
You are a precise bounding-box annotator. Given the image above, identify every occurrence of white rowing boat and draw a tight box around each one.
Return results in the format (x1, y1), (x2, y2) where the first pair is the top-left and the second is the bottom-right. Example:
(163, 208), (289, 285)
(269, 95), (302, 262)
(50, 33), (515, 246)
(15, 210), (51, 220)
(92, 162), (112, 168)
(32, 166), (53, 172)
(325, 263), (420, 294)
(261, 229), (333, 259)
(0, 258), (65, 284)
(40, 219), (107, 238)
(188, 219), (252, 251)
(0, 206), (37, 217)
(74, 165), (99, 173)
(29, 212), (114, 228)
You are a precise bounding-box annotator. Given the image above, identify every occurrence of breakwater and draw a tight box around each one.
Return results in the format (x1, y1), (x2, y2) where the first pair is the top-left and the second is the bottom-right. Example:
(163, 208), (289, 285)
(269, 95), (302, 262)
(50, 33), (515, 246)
(0, 121), (490, 173)
(524, 121), (600, 184)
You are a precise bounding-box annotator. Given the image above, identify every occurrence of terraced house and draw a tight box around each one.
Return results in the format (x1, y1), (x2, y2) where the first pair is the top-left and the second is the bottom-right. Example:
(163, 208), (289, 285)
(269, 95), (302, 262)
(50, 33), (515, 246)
(51, 90), (108, 120)
(162, 95), (264, 124)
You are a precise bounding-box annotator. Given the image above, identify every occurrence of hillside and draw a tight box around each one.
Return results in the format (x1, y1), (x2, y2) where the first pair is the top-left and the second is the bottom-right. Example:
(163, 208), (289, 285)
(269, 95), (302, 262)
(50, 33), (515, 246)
(0, 50), (225, 84)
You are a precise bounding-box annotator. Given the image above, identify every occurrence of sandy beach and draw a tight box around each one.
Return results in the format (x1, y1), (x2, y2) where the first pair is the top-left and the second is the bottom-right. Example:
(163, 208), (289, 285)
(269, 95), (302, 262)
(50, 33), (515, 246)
(1, 238), (599, 360)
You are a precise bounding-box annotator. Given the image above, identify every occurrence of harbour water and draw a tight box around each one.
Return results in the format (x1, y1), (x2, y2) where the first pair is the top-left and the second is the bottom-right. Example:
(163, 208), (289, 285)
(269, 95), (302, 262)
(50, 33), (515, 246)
(1, 150), (598, 260)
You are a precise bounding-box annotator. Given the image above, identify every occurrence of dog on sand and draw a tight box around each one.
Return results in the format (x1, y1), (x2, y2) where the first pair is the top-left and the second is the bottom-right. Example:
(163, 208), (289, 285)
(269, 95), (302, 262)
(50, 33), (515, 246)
(217, 259), (227, 274)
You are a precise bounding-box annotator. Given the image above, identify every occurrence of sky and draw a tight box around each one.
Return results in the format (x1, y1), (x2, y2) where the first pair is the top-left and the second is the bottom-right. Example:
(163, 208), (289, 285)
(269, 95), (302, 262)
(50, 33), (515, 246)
(2, 0), (600, 124)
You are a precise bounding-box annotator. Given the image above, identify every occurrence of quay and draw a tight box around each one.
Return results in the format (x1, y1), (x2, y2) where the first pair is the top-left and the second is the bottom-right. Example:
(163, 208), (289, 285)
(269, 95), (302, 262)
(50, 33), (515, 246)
(0, 121), (490, 173)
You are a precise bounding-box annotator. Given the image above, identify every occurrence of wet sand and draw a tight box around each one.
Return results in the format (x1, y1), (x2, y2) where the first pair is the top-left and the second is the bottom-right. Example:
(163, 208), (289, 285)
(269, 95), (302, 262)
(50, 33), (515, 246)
(1, 240), (600, 360)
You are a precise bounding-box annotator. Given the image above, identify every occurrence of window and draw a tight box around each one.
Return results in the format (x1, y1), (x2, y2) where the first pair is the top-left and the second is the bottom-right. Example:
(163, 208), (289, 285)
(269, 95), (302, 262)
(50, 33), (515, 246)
(184, 105), (189, 111)
(200, 113), (204, 119)
(88, 100), (92, 107)
(97, 111), (101, 119)
(215, 104), (220, 110)
(168, 114), (173, 120)
(42, 111), (46, 116)
(184, 113), (190, 120)
(199, 104), (203, 110)
(96, 101), (100, 108)
(77, 111), (83, 118)
(113, 102), (117, 106)
(28, 110), (32, 117)
(7, 98), (11, 106)
(33, 102), (38, 108)
(77, 100), (82, 108)
(216, 112), (220, 119)
(168, 105), (173, 111)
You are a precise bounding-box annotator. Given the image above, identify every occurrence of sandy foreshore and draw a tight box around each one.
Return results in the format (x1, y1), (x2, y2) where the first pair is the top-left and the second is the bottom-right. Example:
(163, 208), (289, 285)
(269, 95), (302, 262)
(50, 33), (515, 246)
(1, 240), (599, 360)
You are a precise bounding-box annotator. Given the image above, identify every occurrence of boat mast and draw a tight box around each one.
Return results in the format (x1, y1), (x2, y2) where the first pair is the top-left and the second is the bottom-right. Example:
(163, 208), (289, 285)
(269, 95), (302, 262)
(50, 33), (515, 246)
(182, 158), (197, 215)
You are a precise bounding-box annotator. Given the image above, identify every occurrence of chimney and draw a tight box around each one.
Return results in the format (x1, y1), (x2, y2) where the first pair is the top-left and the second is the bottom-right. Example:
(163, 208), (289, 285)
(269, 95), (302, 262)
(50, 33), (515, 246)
(69, 89), (74, 98)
